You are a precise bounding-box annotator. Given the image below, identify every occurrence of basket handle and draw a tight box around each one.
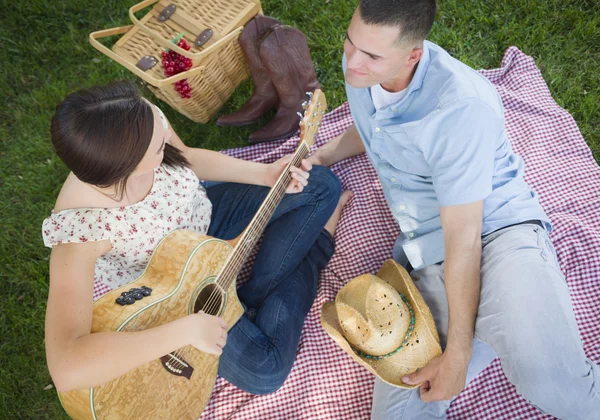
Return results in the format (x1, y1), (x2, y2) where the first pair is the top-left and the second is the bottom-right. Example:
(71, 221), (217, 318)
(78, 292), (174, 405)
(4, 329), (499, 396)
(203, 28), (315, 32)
(128, 0), (252, 61)
(89, 25), (205, 87)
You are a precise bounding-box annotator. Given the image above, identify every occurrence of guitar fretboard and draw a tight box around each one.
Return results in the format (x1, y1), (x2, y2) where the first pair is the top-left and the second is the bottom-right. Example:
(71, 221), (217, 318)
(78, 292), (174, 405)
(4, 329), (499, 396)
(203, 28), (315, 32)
(216, 142), (311, 290)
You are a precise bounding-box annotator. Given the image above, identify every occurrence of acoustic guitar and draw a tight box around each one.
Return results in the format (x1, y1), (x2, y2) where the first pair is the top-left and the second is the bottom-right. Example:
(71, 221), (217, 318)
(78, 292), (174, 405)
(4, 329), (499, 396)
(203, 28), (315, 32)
(57, 90), (327, 419)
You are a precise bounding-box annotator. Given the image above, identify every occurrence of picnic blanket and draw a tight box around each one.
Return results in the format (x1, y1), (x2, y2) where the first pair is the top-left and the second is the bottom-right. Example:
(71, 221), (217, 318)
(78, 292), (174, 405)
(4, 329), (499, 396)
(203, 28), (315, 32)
(93, 47), (600, 419)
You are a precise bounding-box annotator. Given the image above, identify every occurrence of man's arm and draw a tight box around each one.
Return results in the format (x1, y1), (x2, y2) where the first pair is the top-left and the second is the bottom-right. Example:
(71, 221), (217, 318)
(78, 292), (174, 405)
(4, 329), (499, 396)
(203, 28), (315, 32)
(403, 200), (482, 401)
(308, 124), (366, 167)
(441, 201), (482, 357)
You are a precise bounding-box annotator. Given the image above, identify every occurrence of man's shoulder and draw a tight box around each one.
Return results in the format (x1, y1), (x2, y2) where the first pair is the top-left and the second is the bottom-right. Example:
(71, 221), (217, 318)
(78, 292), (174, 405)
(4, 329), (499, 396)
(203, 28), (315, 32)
(423, 41), (503, 114)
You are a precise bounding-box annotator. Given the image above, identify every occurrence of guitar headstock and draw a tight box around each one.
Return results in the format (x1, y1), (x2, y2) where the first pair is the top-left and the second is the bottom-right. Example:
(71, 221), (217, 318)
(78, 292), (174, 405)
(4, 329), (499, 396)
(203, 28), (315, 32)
(298, 89), (327, 148)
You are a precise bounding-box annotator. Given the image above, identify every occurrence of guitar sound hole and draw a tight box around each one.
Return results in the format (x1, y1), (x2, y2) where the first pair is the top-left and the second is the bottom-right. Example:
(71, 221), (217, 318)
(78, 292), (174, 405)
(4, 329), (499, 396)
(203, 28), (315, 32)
(194, 283), (224, 316)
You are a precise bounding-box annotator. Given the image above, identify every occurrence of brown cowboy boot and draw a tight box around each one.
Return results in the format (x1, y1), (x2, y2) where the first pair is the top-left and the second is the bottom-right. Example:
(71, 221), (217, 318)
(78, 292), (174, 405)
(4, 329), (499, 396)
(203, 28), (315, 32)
(248, 25), (320, 144)
(216, 15), (282, 127)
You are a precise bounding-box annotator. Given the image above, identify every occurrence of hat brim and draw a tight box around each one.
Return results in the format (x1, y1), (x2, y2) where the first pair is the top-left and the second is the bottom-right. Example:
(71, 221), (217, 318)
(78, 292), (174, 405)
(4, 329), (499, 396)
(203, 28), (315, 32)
(321, 260), (442, 388)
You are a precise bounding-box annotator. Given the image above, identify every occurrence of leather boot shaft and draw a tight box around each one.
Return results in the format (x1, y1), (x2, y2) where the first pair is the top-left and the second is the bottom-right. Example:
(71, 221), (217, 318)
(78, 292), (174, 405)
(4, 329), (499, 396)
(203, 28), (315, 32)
(216, 15), (281, 127)
(249, 25), (320, 144)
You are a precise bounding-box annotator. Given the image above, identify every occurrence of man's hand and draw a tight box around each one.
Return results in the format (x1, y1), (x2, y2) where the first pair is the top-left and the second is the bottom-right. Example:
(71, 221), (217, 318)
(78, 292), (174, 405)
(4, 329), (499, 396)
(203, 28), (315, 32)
(402, 348), (470, 402)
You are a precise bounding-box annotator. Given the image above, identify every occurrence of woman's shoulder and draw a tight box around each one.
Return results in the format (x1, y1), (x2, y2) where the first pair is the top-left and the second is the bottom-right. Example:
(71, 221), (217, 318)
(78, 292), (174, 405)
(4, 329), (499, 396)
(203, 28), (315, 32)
(157, 164), (199, 192)
(53, 173), (114, 213)
(42, 174), (124, 248)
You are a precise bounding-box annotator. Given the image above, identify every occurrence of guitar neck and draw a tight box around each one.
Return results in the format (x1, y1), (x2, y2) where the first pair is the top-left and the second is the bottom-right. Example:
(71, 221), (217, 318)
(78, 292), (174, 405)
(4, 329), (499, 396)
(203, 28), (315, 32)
(215, 88), (326, 291)
(217, 142), (311, 289)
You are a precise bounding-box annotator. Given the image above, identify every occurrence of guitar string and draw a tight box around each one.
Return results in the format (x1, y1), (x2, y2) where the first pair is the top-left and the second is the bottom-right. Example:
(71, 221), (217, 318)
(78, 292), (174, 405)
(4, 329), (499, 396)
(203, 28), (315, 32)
(210, 110), (321, 289)
(173, 148), (307, 362)
(197, 163), (300, 325)
(173, 104), (321, 361)
(201, 144), (307, 309)
(200, 147), (307, 316)
(169, 148), (306, 362)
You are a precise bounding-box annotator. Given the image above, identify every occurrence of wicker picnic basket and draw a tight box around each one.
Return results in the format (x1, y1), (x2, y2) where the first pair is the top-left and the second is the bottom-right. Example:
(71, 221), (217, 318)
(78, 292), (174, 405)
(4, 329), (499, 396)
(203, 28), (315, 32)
(89, 0), (262, 123)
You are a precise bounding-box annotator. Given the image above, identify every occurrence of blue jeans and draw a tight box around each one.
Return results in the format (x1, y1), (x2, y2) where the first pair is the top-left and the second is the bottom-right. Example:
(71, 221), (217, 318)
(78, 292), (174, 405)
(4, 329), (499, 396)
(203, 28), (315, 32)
(205, 165), (342, 395)
(372, 224), (600, 420)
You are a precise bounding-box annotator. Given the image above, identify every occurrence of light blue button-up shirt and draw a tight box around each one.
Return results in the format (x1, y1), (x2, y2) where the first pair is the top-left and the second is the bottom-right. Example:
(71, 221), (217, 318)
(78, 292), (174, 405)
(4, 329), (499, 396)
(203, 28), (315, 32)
(344, 41), (550, 270)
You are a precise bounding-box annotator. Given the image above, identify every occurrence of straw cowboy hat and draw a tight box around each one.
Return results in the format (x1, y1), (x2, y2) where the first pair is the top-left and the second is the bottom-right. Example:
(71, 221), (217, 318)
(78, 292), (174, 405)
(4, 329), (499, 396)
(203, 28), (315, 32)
(321, 259), (442, 388)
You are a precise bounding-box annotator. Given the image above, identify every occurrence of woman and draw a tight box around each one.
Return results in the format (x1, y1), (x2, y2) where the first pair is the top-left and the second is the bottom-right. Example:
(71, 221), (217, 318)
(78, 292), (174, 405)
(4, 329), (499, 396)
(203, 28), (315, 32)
(43, 81), (351, 395)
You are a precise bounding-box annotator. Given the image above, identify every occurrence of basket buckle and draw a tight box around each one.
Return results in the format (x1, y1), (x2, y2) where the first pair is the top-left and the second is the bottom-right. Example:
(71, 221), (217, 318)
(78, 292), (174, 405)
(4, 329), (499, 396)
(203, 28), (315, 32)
(158, 4), (176, 22)
(194, 28), (214, 47)
(136, 55), (158, 71)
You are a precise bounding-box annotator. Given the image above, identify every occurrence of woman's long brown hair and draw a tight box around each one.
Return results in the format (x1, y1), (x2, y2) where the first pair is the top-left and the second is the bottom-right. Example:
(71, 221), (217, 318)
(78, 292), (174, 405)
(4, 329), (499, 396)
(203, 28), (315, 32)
(50, 80), (189, 200)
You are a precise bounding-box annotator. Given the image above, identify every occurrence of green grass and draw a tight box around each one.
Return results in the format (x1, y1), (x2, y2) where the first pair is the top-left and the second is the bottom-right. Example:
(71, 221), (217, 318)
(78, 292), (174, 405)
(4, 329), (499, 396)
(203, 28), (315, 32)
(0, 0), (598, 417)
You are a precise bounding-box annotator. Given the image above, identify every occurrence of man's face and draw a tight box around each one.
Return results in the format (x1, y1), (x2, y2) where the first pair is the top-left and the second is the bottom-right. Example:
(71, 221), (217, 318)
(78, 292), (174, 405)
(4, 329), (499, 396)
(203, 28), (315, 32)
(344, 10), (421, 90)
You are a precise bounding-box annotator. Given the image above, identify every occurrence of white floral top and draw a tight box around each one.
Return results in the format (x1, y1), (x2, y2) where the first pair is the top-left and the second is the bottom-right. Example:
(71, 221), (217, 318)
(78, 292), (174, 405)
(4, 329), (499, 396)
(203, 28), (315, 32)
(42, 165), (212, 289)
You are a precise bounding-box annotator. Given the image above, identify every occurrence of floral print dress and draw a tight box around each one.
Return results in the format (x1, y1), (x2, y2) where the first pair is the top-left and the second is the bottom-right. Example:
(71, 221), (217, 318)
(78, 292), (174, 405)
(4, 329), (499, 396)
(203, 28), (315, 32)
(42, 165), (212, 290)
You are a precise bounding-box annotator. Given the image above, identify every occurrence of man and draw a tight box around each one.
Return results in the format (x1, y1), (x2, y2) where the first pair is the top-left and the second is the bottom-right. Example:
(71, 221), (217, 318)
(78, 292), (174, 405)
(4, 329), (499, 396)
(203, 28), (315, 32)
(308, 0), (600, 418)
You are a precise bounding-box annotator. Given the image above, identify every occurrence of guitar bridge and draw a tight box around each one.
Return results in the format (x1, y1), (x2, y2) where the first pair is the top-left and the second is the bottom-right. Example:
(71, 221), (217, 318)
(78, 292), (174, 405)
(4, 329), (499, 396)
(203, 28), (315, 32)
(115, 286), (152, 305)
(160, 352), (194, 379)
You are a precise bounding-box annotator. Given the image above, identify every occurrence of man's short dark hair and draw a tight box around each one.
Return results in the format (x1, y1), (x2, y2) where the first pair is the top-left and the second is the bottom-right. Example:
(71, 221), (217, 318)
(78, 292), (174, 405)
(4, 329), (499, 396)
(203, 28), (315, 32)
(358, 0), (436, 44)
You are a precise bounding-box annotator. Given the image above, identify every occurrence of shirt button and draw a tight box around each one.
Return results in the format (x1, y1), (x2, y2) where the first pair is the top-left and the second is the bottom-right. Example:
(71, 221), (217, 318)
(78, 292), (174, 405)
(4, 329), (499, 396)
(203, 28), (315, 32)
(399, 205), (406, 210)
(375, 127), (381, 132)
(408, 232), (415, 238)
(391, 177), (396, 182)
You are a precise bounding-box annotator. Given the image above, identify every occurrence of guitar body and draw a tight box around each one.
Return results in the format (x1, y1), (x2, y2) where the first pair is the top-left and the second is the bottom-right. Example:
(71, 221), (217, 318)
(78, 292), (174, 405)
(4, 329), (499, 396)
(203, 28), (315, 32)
(57, 230), (244, 420)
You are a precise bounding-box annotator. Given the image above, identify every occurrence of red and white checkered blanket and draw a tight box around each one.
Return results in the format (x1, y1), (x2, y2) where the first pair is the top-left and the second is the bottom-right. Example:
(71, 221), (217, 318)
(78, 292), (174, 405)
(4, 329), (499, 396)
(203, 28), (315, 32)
(93, 47), (600, 419)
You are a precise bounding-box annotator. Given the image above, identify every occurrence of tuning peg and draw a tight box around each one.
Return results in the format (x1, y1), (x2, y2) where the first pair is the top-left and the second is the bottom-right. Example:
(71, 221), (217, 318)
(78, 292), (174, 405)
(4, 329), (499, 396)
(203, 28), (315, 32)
(301, 101), (309, 109)
(305, 91), (313, 98)
(296, 112), (303, 119)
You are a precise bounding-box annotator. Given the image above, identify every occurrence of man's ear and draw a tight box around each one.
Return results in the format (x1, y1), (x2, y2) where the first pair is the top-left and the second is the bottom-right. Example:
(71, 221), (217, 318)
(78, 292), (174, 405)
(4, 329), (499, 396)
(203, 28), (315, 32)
(407, 47), (424, 65)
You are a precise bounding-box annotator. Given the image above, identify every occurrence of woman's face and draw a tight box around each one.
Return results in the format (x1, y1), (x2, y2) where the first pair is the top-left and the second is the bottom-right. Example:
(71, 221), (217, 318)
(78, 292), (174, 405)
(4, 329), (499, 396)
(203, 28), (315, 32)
(133, 102), (172, 175)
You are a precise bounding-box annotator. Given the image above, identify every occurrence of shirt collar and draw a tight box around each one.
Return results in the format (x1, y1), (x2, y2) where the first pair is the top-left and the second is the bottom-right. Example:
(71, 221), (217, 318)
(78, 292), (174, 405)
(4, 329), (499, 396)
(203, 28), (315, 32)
(405, 40), (431, 96)
(370, 41), (431, 116)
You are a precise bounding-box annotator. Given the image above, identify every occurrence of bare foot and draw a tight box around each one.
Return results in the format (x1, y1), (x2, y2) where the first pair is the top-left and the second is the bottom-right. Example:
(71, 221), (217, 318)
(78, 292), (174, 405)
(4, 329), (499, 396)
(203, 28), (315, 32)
(324, 191), (353, 236)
